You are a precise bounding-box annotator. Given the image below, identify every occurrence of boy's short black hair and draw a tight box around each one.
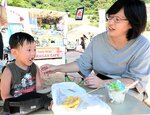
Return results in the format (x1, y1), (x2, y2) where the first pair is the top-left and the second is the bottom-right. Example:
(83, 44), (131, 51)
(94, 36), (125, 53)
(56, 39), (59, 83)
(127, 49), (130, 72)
(9, 32), (35, 49)
(106, 0), (147, 41)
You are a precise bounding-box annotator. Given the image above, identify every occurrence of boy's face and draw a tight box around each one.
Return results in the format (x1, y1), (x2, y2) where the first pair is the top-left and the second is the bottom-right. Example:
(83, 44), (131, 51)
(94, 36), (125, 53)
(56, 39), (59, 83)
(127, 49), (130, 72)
(12, 40), (36, 67)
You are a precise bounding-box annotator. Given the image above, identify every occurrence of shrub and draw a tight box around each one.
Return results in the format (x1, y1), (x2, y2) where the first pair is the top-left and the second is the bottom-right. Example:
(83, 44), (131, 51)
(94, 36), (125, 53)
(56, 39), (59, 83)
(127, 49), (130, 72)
(146, 20), (150, 31)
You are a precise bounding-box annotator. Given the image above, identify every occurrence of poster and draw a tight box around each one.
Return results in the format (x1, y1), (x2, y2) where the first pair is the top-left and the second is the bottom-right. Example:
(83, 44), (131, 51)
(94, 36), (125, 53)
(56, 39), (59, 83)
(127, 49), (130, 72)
(75, 7), (84, 20)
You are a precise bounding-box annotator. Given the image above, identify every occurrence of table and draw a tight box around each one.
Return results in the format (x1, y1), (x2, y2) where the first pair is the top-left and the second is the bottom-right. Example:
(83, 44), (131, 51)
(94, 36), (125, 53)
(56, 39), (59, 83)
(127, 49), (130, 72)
(30, 86), (150, 115)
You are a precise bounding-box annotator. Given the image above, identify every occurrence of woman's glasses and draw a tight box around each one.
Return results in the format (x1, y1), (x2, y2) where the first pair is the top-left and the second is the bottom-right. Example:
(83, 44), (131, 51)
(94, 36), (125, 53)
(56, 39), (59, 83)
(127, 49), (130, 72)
(106, 14), (128, 23)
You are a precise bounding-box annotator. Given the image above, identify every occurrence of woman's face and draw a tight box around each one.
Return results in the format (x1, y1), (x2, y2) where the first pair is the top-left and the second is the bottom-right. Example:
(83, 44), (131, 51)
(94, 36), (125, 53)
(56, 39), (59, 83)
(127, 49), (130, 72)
(107, 8), (132, 39)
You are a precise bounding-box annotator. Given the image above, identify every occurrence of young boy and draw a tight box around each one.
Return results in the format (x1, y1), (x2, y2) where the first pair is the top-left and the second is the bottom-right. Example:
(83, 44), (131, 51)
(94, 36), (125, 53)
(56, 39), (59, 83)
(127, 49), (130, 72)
(0, 32), (43, 101)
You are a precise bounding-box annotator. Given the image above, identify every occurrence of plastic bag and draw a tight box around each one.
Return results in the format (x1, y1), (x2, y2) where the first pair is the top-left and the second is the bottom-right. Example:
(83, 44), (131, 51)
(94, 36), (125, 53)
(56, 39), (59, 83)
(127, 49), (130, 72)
(51, 82), (112, 115)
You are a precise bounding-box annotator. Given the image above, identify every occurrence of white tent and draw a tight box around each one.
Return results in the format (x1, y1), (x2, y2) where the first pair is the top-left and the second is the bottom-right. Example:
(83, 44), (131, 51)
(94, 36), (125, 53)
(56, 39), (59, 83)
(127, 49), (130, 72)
(67, 25), (100, 42)
(69, 25), (99, 33)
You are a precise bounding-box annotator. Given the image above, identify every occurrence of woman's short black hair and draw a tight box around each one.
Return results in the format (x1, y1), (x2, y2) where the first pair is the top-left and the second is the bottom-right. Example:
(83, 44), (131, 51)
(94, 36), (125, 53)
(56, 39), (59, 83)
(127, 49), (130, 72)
(9, 32), (35, 49)
(106, 0), (147, 41)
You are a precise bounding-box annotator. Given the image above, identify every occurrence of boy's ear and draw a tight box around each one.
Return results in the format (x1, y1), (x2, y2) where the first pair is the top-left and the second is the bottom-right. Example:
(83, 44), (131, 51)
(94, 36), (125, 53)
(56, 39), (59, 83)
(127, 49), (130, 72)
(11, 49), (18, 57)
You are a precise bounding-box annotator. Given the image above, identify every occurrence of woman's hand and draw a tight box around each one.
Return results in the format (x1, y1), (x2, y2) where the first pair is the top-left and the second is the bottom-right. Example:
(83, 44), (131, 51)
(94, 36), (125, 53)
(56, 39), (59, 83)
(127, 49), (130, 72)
(144, 98), (150, 107)
(84, 73), (105, 88)
(40, 64), (57, 74)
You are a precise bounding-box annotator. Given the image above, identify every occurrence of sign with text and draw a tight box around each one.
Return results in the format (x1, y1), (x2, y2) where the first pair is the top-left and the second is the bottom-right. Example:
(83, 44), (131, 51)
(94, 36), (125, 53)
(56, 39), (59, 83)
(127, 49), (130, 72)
(35, 47), (65, 60)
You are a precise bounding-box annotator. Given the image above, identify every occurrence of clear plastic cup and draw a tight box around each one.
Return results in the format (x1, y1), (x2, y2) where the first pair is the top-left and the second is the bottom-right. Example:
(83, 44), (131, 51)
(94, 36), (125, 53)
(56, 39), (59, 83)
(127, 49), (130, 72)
(106, 86), (126, 104)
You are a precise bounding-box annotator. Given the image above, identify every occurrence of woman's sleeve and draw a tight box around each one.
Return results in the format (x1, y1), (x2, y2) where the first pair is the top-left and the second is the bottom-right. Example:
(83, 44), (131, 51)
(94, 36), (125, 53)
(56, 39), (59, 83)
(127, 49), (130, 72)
(122, 44), (150, 94)
(75, 39), (95, 77)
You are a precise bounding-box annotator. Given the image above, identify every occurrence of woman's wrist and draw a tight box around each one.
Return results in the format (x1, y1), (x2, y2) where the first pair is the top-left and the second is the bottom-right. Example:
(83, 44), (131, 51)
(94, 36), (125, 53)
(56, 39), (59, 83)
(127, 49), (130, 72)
(56, 64), (66, 73)
(102, 80), (112, 87)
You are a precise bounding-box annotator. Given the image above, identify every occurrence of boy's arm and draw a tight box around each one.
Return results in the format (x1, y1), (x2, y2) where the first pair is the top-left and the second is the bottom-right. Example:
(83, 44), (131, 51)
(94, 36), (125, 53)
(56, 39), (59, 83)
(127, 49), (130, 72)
(1, 67), (13, 101)
(35, 65), (44, 91)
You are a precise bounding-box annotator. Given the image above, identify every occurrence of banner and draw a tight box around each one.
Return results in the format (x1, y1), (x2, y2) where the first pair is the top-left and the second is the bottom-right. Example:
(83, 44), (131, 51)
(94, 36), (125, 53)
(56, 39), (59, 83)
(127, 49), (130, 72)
(0, 0), (8, 27)
(1, 0), (7, 7)
(0, 6), (7, 27)
(35, 47), (65, 60)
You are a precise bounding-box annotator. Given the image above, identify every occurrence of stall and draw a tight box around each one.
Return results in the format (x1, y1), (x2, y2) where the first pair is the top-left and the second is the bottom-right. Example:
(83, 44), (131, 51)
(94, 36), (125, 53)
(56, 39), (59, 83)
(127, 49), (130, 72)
(28, 8), (67, 66)
(1, 6), (67, 66)
(34, 33), (66, 66)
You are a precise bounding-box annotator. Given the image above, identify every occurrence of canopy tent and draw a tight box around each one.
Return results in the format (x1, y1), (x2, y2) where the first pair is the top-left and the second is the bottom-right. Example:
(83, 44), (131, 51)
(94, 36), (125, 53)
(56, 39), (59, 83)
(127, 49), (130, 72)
(69, 25), (100, 34)
(29, 9), (66, 19)
(28, 8), (67, 32)
(28, 9), (66, 25)
(67, 25), (100, 42)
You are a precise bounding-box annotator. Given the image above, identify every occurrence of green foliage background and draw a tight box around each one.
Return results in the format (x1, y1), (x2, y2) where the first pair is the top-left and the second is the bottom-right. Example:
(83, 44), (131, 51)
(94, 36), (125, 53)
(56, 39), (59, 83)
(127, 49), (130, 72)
(0, 0), (150, 26)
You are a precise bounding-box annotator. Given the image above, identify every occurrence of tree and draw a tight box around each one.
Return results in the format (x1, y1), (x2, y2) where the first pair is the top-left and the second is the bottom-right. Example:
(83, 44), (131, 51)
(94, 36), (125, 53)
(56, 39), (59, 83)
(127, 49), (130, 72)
(98, 0), (115, 9)
(1, 0), (149, 26)
(145, 0), (150, 3)
(7, 0), (31, 8)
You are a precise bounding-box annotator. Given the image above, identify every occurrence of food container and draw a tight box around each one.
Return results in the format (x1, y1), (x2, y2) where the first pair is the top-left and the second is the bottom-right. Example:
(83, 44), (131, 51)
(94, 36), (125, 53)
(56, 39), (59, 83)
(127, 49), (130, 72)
(106, 80), (126, 104)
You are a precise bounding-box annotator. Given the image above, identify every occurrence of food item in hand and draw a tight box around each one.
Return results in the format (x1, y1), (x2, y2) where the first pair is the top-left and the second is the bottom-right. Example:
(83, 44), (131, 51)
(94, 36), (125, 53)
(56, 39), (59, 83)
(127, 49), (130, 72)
(62, 96), (81, 109)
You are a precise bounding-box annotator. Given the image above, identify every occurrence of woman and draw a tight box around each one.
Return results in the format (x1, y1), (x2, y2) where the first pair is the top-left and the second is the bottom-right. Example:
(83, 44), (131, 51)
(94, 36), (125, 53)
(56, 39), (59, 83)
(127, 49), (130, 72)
(41, 0), (150, 104)
(80, 36), (85, 50)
